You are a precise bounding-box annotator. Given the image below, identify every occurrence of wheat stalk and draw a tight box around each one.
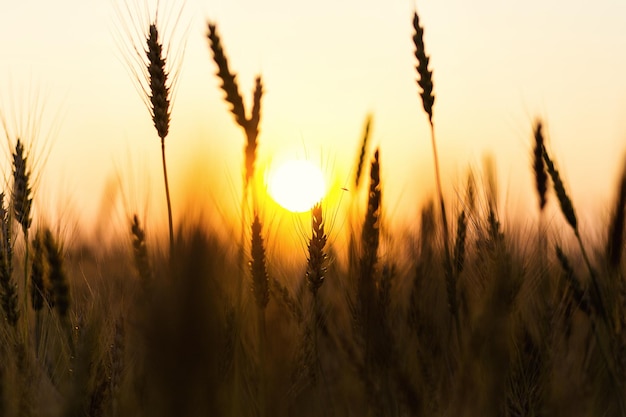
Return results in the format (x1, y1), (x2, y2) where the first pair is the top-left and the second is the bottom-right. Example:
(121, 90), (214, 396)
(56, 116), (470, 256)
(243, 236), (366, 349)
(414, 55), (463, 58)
(249, 212), (269, 417)
(30, 231), (44, 357)
(30, 233), (44, 312)
(12, 139), (33, 339)
(145, 24), (175, 253)
(413, 10), (458, 342)
(114, 2), (184, 254)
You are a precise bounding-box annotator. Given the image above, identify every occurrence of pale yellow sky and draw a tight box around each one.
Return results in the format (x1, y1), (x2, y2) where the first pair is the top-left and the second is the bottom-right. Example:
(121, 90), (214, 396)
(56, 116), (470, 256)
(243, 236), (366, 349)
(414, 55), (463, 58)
(1, 0), (625, 241)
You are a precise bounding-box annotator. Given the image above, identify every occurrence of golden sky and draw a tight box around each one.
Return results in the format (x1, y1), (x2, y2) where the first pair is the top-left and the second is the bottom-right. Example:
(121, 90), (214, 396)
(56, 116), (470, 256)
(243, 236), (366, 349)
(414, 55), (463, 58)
(1, 0), (625, 241)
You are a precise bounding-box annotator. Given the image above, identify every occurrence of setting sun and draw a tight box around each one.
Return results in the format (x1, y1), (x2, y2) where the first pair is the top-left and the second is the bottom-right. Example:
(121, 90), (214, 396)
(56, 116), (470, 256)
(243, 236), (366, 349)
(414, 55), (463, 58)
(267, 160), (326, 212)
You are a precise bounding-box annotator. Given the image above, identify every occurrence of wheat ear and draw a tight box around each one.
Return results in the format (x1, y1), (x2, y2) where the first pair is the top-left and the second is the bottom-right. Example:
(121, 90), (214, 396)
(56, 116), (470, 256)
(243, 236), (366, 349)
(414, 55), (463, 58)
(533, 121), (548, 211)
(250, 214), (269, 310)
(542, 146), (576, 230)
(307, 203), (327, 296)
(31, 231), (44, 357)
(43, 229), (69, 317)
(131, 215), (151, 282)
(606, 158), (626, 268)
(543, 146), (608, 327)
(361, 149), (381, 277)
(413, 12), (434, 122)
(207, 23), (263, 188)
(453, 210), (467, 276)
(0, 193), (18, 327)
(207, 23), (246, 127)
(354, 115), (373, 190)
(555, 245), (591, 317)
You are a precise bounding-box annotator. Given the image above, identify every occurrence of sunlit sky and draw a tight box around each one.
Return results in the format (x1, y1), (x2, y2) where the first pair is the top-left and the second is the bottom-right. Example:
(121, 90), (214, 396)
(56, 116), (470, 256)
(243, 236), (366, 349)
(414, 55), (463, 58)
(1, 0), (625, 241)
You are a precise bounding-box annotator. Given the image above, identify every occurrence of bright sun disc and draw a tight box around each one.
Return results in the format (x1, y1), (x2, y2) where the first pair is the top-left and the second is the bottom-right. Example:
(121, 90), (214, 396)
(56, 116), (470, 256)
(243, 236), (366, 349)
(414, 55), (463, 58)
(268, 160), (326, 212)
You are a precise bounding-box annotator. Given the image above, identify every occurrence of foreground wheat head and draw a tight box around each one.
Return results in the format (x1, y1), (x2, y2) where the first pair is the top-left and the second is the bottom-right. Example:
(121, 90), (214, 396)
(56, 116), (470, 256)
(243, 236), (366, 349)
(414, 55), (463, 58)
(12, 139), (32, 238)
(146, 24), (171, 141)
(413, 12), (435, 123)
(0, 193), (18, 327)
(145, 23), (175, 251)
(307, 203), (327, 296)
(533, 121), (548, 211)
(115, 3), (182, 253)
(250, 213), (269, 310)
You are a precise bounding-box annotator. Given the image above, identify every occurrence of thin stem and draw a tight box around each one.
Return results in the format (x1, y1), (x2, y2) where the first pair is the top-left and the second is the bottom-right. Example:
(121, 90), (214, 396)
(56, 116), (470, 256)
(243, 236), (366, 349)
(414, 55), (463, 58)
(161, 138), (174, 254)
(22, 231), (29, 344)
(257, 309), (267, 417)
(429, 122), (460, 344)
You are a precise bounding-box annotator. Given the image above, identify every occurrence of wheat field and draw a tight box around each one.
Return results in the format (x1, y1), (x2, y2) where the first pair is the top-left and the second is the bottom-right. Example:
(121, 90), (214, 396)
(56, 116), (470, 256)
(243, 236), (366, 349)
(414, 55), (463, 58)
(0, 7), (624, 417)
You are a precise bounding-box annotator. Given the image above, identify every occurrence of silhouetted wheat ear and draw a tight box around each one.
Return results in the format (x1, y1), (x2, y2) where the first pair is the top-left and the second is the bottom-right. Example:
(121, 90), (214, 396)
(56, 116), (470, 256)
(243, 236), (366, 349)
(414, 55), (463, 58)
(245, 76), (263, 185)
(147, 24), (171, 140)
(607, 159), (626, 268)
(207, 23), (246, 128)
(533, 121), (548, 211)
(0, 193), (18, 327)
(355, 115), (372, 189)
(362, 149), (381, 272)
(556, 245), (591, 317)
(12, 139), (32, 237)
(307, 203), (327, 295)
(250, 214), (269, 310)
(453, 210), (467, 275)
(43, 229), (69, 317)
(131, 215), (151, 282)
(413, 11), (435, 123)
(542, 146), (577, 230)
(30, 233), (44, 311)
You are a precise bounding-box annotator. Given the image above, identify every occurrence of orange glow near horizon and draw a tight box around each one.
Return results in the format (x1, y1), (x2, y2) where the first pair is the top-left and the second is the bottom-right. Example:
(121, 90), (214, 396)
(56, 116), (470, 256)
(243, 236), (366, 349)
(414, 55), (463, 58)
(0, 0), (624, 242)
